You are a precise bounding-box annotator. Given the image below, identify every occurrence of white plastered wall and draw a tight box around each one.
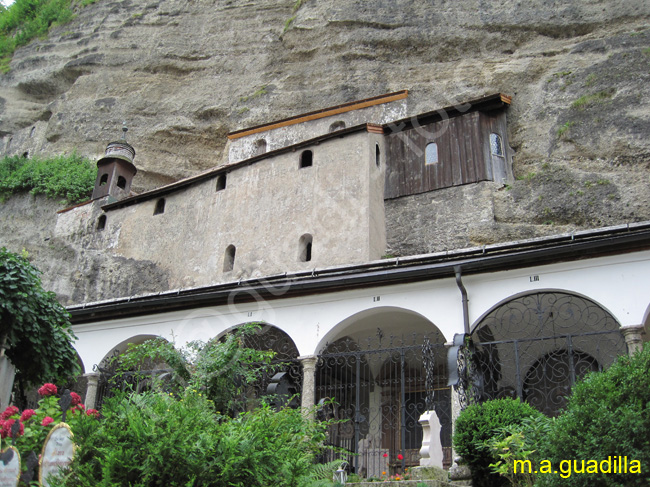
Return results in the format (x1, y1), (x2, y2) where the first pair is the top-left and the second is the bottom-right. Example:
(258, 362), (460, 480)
(72, 249), (650, 370)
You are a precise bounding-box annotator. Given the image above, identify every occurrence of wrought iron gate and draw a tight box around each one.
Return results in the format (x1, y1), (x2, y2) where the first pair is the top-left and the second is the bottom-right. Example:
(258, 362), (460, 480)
(316, 331), (451, 478)
(458, 292), (628, 415)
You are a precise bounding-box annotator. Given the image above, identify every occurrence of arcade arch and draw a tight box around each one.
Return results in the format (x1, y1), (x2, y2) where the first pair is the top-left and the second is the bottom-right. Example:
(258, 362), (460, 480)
(469, 290), (627, 415)
(315, 307), (452, 476)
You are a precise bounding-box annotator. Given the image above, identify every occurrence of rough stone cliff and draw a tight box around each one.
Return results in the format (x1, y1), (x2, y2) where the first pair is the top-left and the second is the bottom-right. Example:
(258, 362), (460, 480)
(0, 0), (649, 304)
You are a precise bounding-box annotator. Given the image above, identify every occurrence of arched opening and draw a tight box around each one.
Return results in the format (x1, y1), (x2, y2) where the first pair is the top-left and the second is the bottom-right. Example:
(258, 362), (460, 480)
(490, 133), (504, 157)
(216, 174), (227, 191)
(96, 215), (107, 231)
(223, 244), (236, 272)
(316, 307), (451, 476)
(99, 174), (108, 186)
(299, 150), (313, 169)
(329, 121), (346, 132)
(375, 143), (381, 168)
(469, 291), (627, 416)
(425, 142), (438, 165)
(117, 176), (127, 189)
(255, 139), (267, 155)
(94, 335), (170, 409)
(299, 233), (313, 262)
(228, 323), (302, 413)
(154, 198), (165, 215)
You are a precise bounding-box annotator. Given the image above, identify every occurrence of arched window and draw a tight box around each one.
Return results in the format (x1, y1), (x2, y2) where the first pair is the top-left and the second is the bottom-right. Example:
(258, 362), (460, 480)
(96, 215), (107, 231)
(223, 245), (236, 272)
(22, 151), (29, 158)
(328, 121), (346, 133)
(255, 139), (267, 155)
(99, 174), (109, 186)
(117, 176), (127, 189)
(299, 150), (313, 169)
(490, 133), (504, 157)
(425, 142), (438, 165)
(30, 126), (36, 138)
(216, 174), (227, 191)
(299, 234), (313, 262)
(154, 198), (165, 215)
(375, 143), (381, 168)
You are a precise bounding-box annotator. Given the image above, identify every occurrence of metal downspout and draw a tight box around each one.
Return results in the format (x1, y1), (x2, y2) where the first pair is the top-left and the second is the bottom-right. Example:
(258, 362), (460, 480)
(454, 266), (470, 335)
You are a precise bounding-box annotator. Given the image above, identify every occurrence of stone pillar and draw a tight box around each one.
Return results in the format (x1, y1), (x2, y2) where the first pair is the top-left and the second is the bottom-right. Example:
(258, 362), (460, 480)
(84, 372), (100, 409)
(0, 356), (15, 410)
(621, 325), (645, 356)
(299, 355), (318, 414)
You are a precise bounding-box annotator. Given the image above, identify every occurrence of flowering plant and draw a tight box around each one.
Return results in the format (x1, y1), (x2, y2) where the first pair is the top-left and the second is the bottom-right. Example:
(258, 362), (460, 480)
(0, 384), (99, 479)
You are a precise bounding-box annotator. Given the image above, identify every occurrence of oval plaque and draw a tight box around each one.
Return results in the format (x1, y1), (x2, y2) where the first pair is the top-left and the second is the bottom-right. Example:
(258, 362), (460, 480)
(0, 447), (20, 487)
(39, 423), (75, 487)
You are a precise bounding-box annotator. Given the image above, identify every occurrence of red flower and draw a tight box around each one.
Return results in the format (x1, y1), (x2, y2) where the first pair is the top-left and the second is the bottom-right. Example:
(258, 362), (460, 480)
(71, 403), (85, 414)
(20, 409), (36, 422)
(383, 453), (388, 458)
(1, 405), (19, 420)
(397, 454), (404, 461)
(86, 409), (100, 418)
(38, 383), (58, 396)
(42, 417), (54, 427)
(70, 392), (82, 406)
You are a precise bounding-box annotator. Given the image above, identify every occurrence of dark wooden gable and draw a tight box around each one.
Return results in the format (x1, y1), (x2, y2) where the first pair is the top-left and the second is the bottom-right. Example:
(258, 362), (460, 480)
(384, 94), (511, 200)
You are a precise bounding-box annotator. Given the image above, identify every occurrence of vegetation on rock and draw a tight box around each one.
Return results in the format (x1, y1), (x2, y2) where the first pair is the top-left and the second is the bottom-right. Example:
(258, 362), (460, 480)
(0, 0), (83, 72)
(0, 153), (96, 204)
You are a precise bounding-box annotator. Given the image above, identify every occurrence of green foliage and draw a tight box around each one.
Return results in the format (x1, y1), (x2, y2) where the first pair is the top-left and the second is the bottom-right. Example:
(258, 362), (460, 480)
(452, 398), (543, 487)
(557, 121), (575, 139)
(535, 344), (650, 487)
(488, 416), (553, 487)
(0, 247), (80, 392)
(115, 325), (275, 415)
(0, 0), (77, 71)
(571, 90), (614, 110)
(0, 152), (96, 204)
(52, 390), (332, 487)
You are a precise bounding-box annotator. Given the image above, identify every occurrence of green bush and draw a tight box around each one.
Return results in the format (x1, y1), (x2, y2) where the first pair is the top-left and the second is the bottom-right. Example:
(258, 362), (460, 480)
(0, 153), (96, 203)
(453, 398), (543, 487)
(535, 345), (650, 487)
(52, 390), (331, 487)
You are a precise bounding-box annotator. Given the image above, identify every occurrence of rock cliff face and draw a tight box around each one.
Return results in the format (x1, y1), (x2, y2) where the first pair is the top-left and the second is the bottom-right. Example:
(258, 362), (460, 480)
(0, 0), (649, 304)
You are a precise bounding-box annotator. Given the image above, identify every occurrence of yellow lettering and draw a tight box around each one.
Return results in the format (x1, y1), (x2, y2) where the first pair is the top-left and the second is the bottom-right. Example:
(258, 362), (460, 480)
(630, 460), (641, 474)
(514, 460), (532, 474)
(586, 460), (598, 473)
(573, 460), (585, 473)
(539, 460), (552, 474)
(600, 457), (611, 474)
(559, 460), (571, 479)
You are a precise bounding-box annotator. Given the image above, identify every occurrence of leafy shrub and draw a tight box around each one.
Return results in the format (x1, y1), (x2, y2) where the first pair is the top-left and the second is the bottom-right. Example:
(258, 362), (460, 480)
(536, 345), (650, 487)
(115, 324), (275, 416)
(52, 390), (331, 487)
(0, 153), (96, 203)
(453, 398), (543, 487)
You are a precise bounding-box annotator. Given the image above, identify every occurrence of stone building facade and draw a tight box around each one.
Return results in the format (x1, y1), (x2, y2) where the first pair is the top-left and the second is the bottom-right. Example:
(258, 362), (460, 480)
(47, 91), (650, 476)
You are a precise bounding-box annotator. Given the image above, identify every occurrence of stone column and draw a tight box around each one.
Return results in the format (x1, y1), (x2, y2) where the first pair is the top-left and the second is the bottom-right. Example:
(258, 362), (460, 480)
(84, 372), (100, 409)
(621, 325), (645, 356)
(299, 355), (318, 414)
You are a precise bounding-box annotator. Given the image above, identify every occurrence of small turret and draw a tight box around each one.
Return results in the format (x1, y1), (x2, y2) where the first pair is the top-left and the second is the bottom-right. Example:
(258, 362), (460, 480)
(92, 124), (137, 201)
